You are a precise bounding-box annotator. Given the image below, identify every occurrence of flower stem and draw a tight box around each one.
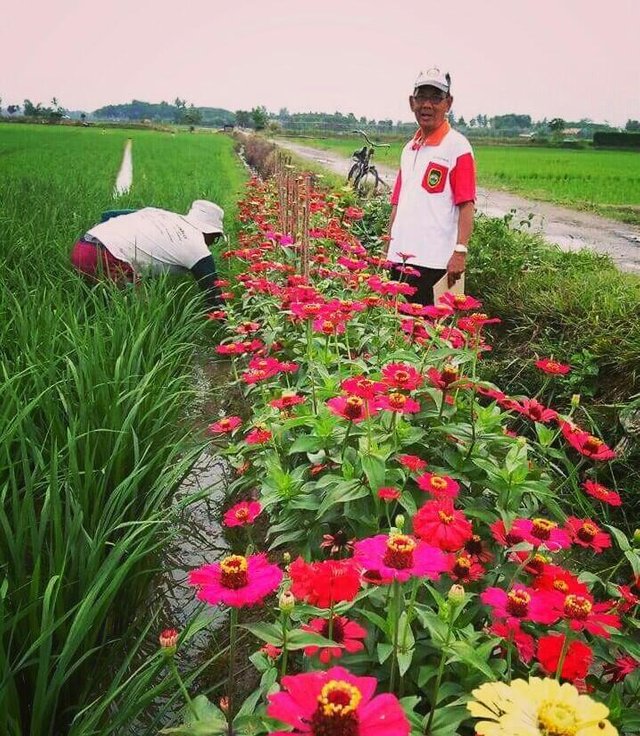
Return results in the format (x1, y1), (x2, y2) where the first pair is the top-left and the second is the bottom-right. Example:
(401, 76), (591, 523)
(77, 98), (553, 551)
(389, 581), (402, 693)
(227, 607), (238, 723)
(424, 605), (455, 735)
(280, 614), (289, 679)
(169, 659), (198, 719)
(554, 629), (572, 680)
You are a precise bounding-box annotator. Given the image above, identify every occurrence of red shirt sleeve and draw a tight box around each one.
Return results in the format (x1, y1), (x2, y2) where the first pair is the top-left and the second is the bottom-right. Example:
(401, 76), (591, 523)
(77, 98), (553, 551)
(390, 170), (402, 206)
(450, 152), (476, 205)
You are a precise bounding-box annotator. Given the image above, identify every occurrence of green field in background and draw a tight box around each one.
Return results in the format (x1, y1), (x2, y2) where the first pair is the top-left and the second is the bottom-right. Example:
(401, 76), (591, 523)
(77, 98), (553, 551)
(283, 135), (640, 223)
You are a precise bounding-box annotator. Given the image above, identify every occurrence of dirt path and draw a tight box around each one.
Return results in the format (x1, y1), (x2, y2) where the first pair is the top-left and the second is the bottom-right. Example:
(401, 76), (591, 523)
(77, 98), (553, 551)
(275, 139), (640, 273)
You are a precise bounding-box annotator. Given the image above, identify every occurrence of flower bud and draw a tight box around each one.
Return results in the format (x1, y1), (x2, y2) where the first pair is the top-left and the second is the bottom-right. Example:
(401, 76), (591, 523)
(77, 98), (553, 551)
(279, 589), (295, 614)
(283, 551), (291, 565)
(219, 696), (229, 713)
(159, 628), (178, 653)
(394, 514), (405, 531)
(571, 394), (581, 408)
(448, 584), (466, 606)
(633, 529), (640, 547)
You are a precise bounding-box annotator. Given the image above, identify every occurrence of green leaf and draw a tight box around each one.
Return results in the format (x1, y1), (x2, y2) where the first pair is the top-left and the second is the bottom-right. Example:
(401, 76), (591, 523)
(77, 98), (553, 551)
(397, 646), (415, 676)
(606, 524), (631, 552)
(288, 434), (325, 454)
(447, 640), (497, 680)
(414, 605), (449, 646)
(624, 549), (640, 577)
(317, 480), (368, 516)
(160, 695), (227, 735)
(285, 629), (338, 650)
(242, 622), (285, 646)
(377, 642), (393, 664)
(361, 453), (386, 491)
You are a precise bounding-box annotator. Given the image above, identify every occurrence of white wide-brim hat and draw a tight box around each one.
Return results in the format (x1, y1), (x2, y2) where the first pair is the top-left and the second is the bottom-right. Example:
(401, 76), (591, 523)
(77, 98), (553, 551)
(184, 200), (224, 234)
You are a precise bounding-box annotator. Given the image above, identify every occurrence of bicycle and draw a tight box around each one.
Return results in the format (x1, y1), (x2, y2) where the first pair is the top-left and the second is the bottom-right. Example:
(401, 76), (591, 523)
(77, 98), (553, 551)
(346, 130), (390, 196)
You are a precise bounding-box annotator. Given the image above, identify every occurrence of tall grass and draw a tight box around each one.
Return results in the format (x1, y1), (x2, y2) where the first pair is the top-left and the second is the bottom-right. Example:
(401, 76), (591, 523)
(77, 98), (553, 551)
(0, 124), (246, 734)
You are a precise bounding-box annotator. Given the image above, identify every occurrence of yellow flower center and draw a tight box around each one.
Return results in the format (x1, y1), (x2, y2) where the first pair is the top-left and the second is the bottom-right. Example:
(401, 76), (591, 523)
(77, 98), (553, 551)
(383, 534), (417, 569)
(564, 594), (593, 620)
(577, 522), (598, 542)
(537, 700), (578, 736)
(430, 475), (448, 491)
(344, 396), (364, 419)
(583, 436), (603, 453)
(235, 507), (249, 521)
(532, 518), (556, 540)
(438, 510), (454, 524)
(388, 392), (408, 409)
(311, 680), (362, 735)
(553, 580), (569, 593)
(506, 589), (531, 617)
(220, 555), (249, 589)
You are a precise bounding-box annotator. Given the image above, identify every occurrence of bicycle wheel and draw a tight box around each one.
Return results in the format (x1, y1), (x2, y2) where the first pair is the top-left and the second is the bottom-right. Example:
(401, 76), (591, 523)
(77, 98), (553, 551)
(355, 167), (380, 197)
(347, 162), (361, 186)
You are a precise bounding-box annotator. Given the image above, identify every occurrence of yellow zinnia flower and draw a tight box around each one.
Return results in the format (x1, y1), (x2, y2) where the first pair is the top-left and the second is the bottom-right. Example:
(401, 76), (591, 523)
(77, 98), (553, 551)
(467, 676), (617, 736)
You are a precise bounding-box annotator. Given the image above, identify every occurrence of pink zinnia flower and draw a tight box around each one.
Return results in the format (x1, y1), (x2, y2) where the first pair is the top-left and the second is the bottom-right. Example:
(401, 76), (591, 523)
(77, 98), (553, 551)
(381, 362), (423, 391)
(426, 365), (461, 391)
(223, 500), (262, 528)
(189, 553), (282, 607)
(354, 533), (446, 584)
(412, 500), (473, 552)
(375, 392), (421, 414)
(480, 585), (557, 626)
(302, 615), (367, 663)
(537, 591), (621, 638)
(270, 393), (305, 410)
(438, 292), (482, 311)
(341, 375), (387, 399)
(207, 416), (242, 434)
(267, 666), (410, 736)
(565, 517), (611, 553)
(511, 517), (571, 551)
(582, 480), (622, 506)
(327, 395), (378, 423)
(416, 472), (460, 498)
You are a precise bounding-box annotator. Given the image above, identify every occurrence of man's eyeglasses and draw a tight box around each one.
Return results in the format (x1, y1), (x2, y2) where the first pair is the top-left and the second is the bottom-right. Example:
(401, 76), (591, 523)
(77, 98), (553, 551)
(413, 93), (448, 105)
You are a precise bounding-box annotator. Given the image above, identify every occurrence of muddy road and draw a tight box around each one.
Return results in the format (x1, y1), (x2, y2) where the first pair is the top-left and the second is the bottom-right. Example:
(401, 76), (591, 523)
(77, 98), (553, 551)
(275, 139), (640, 273)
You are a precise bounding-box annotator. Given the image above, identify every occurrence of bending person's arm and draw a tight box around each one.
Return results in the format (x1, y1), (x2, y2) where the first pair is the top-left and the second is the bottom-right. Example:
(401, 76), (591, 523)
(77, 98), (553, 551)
(191, 255), (223, 309)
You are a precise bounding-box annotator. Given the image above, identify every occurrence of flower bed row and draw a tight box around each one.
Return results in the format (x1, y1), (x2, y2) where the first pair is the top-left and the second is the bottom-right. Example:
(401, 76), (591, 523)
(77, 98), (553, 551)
(162, 176), (640, 736)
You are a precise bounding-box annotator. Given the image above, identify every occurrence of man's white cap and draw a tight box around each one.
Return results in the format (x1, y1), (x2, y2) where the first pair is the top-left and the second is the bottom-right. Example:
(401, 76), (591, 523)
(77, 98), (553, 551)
(414, 67), (451, 94)
(184, 200), (224, 234)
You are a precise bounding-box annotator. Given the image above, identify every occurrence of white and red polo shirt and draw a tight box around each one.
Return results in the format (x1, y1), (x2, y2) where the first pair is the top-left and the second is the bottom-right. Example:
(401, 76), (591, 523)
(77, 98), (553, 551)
(388, 122), (476, 269)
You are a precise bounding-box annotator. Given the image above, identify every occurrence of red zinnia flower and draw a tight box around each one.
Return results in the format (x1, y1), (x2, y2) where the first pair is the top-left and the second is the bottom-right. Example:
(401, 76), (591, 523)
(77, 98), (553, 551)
(560, 421), (616, 462)
(511, 517), (571, 551)
(513, 398), (558, 424)
(267, 666), (410, 736)
(533, 564), (589, 597)
(416, 472), (460, 499)
(270, 393), (306, 410)
(426, 365), (461, 391)
(490, 621), (534, 664)
(381, 362), (423, 391)
(302, 615), (367, 663)
(412, 500), (473, 552)
(397, 454), (428, 472)
(377, 486), (401, 502)
(189, 553), (282, 607)
(565, 517), (611, 553)
(538, 591), (622, 638)
(581, 480), (622, 506)
(207, 416), (242, 434)
(490, 519), (525, 548)
(327, 395), (378, 423)
(223, 500), (262, 528)
(344, 206), (364, 220)
(603, 653), (640, 683)
(354, 533), (446, 584)
(535, 358), (571, 375)
(537, 634), (593, 682)
(289, 558), (361, 608)
(245, 426), (272, 445)
(446, 552), (485, 582)
(438, 292), (482, 311)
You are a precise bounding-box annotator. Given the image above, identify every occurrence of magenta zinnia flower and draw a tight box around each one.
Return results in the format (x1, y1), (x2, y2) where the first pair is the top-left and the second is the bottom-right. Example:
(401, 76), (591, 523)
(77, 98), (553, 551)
(267, 666), (410, 736)
(511, 517), (571, 551)
(375, 392), (421, 414)
(381, 362), (423, 391)
(354, 533), (446, 584)
(223, 500), (262, 528)
(207, 415), (242, 434)
(481, 585), (557, 627)
(188, 553), (282, 607)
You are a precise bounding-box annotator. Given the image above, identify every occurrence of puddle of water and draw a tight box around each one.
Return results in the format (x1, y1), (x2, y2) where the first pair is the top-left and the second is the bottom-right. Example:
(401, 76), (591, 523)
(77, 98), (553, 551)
(114, 139), (133, 196)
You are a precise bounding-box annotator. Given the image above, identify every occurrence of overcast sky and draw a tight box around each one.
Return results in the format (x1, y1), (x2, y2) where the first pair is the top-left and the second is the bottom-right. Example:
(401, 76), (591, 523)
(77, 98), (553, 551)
(2, 0), (638, 126)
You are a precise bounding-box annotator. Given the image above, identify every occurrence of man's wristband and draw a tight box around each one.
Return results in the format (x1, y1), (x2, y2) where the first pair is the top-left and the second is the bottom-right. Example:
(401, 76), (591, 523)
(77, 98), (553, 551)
(453, 244), (468, 254)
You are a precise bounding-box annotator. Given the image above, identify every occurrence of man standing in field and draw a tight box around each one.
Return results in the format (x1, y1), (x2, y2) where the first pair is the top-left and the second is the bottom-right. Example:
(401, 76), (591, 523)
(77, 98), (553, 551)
(385, 67), (476, 304)
(70, 200), (225, 307)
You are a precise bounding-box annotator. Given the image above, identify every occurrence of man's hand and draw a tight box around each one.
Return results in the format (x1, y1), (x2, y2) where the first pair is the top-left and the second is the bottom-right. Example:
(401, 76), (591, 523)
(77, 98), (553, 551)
(446, 252), (466, 288)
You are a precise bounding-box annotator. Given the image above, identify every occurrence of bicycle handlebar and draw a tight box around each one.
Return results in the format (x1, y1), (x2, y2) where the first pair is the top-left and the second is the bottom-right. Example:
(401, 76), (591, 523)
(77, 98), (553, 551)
(351, 130), (391, 148)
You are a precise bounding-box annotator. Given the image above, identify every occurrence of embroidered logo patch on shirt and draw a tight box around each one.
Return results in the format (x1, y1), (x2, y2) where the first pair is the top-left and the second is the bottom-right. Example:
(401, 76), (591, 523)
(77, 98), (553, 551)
(422, 162), (449, 194)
